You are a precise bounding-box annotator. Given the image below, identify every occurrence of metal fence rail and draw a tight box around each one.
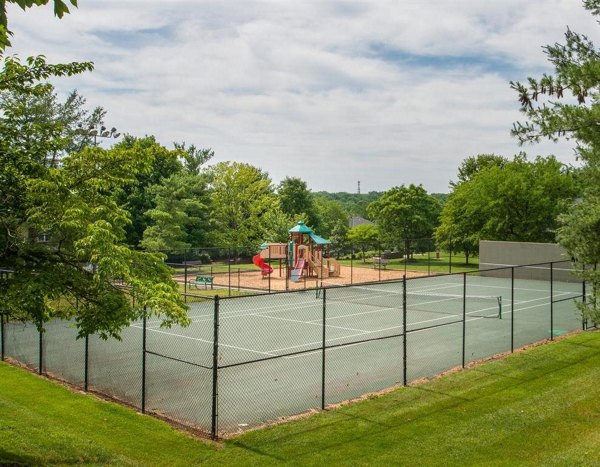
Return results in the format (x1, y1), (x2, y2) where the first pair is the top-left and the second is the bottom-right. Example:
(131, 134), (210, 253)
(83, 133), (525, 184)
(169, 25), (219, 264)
(0, 260), (592, 439)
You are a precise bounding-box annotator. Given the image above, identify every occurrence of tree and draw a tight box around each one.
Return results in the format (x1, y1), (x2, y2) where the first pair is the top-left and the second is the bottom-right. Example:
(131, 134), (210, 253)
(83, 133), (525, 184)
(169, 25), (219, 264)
(173, 142), (214, 175)
(347, 223), (379, 262)
(435, 155), (576, 262)
(141, 171), (211, 251)
(277, 176), (321, 231)
(313, 191), (381, 218)
(313, 197), (348, 239)
(451, 154), (508, 187)
(114, 135), (183, 247)
(367, 184), (441, 249)
(0, 57), (188, 339)
(0, 87), (106, 165)
(510, 0), (600, 321)
(1, 0), (77, 51)
(209, 162), (279, 247)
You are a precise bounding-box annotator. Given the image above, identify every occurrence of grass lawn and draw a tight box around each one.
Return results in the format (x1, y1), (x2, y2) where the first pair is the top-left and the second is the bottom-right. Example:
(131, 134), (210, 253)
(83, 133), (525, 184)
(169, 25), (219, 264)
(338, 251), (479, 274)
(2, 331), (600, 465)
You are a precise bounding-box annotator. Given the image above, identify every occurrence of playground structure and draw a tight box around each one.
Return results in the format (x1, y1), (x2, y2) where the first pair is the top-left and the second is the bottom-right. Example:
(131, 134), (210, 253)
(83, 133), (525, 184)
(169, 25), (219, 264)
(255, 221), (341, 282)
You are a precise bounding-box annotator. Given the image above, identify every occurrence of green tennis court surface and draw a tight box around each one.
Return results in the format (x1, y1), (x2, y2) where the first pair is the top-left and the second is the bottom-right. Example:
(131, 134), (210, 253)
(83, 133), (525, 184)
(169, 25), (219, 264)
(2, 271), (584, 436)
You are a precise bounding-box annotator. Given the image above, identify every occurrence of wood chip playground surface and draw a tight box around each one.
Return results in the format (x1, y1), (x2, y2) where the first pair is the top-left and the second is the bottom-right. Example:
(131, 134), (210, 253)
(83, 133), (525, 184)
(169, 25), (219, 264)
(177, 265), (427, 293)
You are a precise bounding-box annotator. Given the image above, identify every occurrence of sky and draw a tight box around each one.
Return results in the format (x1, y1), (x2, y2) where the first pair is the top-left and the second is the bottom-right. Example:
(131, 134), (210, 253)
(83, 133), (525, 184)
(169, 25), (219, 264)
(6, 0), (600, 193)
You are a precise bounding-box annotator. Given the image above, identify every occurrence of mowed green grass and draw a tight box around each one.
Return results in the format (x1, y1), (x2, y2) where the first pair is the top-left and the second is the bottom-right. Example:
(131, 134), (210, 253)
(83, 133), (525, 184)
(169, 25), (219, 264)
(338, 251), (479, 274)
(2, 331), (600, 465)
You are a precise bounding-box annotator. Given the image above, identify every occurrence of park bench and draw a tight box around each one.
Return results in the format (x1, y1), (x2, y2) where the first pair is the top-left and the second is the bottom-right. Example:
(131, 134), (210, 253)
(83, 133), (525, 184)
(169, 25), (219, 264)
(372, 256), (388, 269)
(188, 275), (214, 289)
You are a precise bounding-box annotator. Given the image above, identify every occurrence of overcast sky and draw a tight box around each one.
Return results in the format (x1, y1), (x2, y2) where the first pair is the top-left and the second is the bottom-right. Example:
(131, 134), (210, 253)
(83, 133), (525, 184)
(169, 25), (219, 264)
(6, 0), (600, 193)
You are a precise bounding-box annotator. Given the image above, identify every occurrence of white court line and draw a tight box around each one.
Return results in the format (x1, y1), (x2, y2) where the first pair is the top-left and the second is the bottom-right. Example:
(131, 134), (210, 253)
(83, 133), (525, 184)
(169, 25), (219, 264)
(130, 325), (277, 358)
(243, 312), (370, 334)
(144, 299), (322, 327)
(272, 293), (566, 357)
(136, 291), (577, 362)
(466, 281), (581, 295)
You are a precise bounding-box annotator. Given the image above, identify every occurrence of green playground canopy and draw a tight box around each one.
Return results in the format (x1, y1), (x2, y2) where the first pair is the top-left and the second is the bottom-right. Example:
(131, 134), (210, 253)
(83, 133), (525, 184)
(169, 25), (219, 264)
(288, 221), (313, 234)
(309, 233), (331, 245)
(288, 221), (331, 245)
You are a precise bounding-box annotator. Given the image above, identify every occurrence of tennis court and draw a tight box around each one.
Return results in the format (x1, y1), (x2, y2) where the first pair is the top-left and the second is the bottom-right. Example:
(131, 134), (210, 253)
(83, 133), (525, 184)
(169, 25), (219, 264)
(1, 261), (585, 436)
(140, 265), (583, 433)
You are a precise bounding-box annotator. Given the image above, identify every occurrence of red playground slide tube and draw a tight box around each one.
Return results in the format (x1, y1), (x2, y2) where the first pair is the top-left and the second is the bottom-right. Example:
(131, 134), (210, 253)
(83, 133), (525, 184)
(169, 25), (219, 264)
(252, 254), (274, 276)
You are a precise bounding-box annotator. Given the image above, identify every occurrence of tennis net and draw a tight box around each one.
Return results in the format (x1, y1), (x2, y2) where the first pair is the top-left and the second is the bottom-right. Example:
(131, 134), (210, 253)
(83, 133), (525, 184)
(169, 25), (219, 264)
(318, 283), (502, 319)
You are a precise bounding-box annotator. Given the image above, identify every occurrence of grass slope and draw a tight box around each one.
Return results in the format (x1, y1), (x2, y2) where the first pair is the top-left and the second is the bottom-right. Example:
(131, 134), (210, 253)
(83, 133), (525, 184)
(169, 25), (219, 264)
(1, 332), (600, 465)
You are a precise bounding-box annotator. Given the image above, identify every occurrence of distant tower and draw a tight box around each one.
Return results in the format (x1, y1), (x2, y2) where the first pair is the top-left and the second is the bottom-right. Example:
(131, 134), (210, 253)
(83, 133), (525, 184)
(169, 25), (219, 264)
(357, 180), (361, 195)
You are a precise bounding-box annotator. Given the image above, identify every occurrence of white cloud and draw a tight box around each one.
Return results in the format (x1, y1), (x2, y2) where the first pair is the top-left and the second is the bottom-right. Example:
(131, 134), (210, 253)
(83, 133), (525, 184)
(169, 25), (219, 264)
(4, 0), (597, 193)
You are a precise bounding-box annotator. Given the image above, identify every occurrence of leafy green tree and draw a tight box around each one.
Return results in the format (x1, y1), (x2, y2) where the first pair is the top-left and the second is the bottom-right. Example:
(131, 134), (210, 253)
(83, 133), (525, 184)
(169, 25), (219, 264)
(436, 155), (576, 262)
(314, 191), (381, 218)
(209, 162), (278, 247)
(347, 223), (379, 262)
(173, 142), (214, 174)
(510, 0), (600, 320)
(0, 57), (188, 338)
(0, 87), (106, 165)
(141, 172), (211, 251)
(1, 0), (77, 50)
(313, 197), (348, 239)
(277, 177), (320, 230)
(367, 184), (441, 248)
(114, 135), (183, 247)
(451, 154), (508, 187)
(261, 205), (293, 243)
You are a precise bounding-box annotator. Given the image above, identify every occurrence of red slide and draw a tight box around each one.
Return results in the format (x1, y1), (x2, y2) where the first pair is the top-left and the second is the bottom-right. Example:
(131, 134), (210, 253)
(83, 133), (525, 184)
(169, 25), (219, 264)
(252, 254), (274, 276)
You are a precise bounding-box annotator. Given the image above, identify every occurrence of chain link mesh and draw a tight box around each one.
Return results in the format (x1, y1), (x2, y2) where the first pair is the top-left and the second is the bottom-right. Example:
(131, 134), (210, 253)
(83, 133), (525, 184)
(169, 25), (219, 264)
(1, 260), (588, 437)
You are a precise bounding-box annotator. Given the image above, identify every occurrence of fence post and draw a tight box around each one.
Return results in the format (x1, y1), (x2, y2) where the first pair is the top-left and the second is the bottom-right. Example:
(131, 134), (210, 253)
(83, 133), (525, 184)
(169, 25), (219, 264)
(84, 334), (89, 391)
(449, 239), (453, 274)
(1, 313), (4, 361)
(211, 296), (220, 440)
(583, 279), (587, 330)
(402, 274), (407, 386)
(511, 267), (515, 353)
(550, 263), (554, 341)
(184, 252), (188, 304)
(378, 242), (382, 282)
(462, 272), (466, 368)
(238, 268), (241, 292)
(38, 317), (43, 375)
(142, 307), (147, 413)
(268, 246), (272, 294)
(427, 249), (431, 276)
(321, 288), (327, 410)
(404, 239), (409, 276)
(228, 249), (232, 297)
(350, 245), (354, 285)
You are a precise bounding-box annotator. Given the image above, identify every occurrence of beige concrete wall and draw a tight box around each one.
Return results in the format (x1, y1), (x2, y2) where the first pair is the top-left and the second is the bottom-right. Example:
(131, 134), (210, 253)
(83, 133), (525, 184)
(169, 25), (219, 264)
(479, 241), (576, 282)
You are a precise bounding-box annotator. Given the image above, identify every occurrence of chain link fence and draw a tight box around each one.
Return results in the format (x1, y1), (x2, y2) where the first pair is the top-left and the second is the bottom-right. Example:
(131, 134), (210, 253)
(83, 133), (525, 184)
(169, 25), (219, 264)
(165, 238), (477, 297)
(0, 259), (591, 439)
